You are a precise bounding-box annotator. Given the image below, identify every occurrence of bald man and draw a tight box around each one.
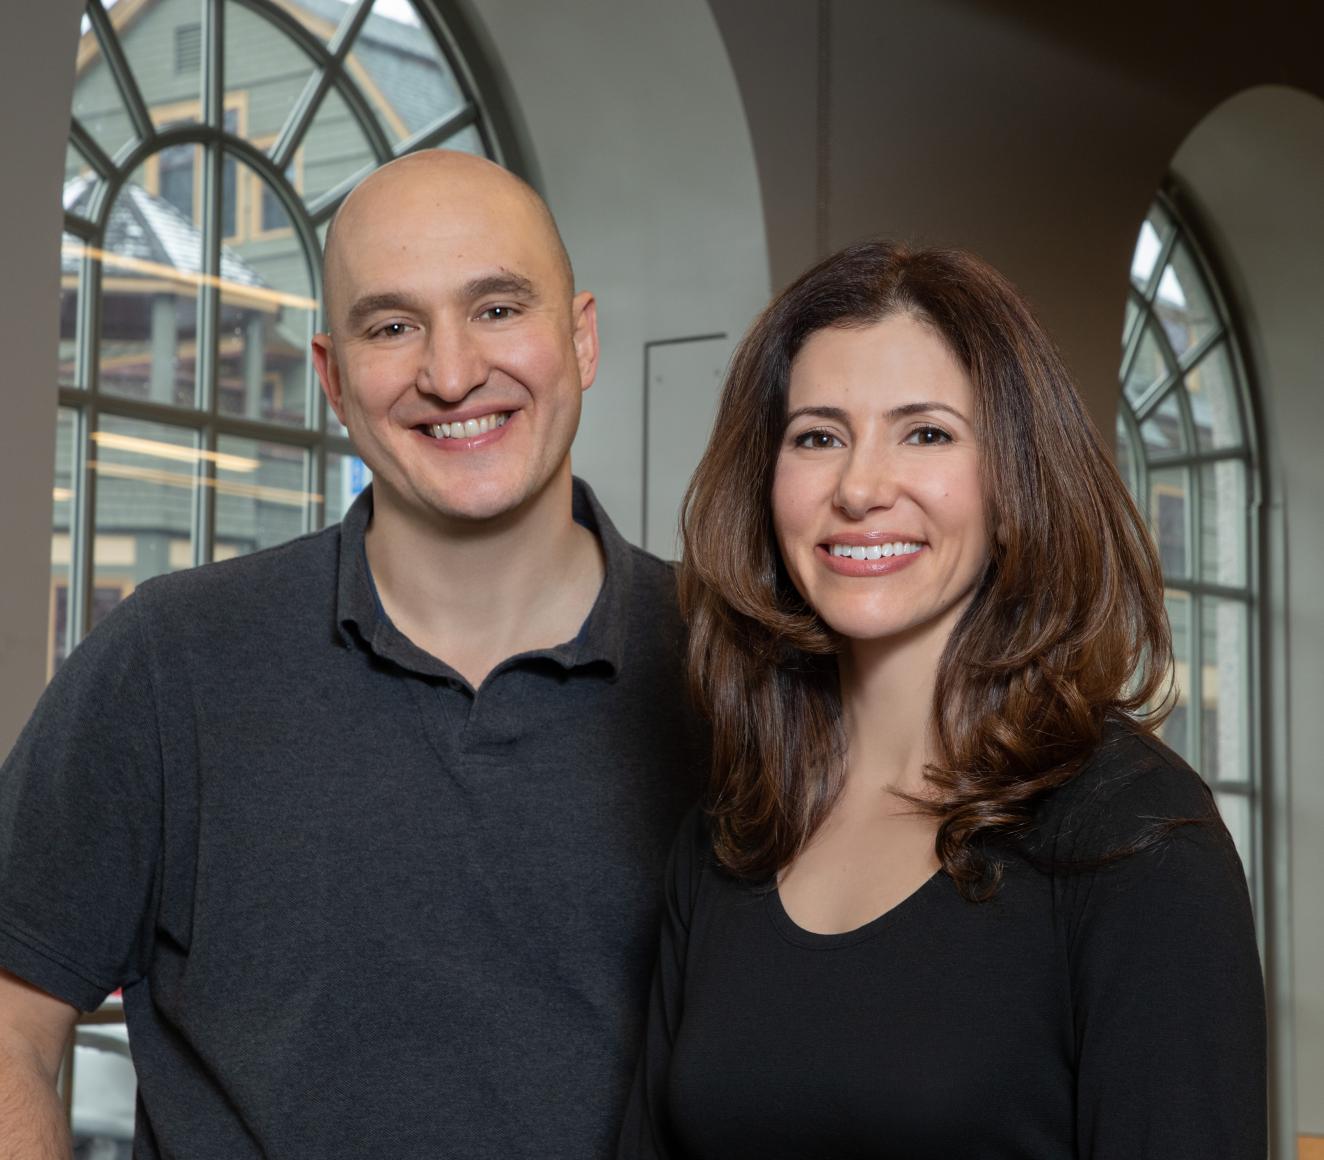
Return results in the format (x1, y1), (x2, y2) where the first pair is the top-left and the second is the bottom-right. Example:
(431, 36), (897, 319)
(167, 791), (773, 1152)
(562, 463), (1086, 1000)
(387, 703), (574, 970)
(0, 152), (706, 1158)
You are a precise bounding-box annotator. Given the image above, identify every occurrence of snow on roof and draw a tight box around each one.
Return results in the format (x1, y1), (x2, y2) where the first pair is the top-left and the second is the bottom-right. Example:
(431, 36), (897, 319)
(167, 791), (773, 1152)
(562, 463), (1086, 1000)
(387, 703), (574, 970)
(63, 176), (268, 290)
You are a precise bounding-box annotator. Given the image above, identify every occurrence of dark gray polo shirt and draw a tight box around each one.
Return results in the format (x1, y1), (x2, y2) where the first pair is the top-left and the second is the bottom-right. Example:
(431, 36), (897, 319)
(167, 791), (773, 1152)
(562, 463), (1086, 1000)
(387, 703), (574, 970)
(0, 479), (707, 1159)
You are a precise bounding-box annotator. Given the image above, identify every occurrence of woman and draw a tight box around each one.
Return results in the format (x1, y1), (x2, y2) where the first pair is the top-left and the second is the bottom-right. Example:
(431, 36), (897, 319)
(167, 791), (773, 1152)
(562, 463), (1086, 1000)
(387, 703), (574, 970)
(620, 241), (1265, 1158)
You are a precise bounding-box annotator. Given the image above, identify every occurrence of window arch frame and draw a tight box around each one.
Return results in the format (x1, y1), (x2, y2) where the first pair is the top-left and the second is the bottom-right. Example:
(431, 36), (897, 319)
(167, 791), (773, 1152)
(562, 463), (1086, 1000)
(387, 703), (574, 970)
(1116, 180), (1266, 925)
(56, 0), (518, 660)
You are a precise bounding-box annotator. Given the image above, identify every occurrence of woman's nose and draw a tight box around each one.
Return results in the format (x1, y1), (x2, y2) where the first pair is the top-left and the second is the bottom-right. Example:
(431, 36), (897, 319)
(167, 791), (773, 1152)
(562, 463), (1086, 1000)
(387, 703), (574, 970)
(833, 447), (900, 520)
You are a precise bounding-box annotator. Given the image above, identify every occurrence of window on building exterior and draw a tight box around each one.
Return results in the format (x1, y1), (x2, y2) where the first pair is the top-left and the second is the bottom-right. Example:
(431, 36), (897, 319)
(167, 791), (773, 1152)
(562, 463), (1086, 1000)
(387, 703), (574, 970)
(1116, 193), (1260, 908)
(56, 0), (502, 680)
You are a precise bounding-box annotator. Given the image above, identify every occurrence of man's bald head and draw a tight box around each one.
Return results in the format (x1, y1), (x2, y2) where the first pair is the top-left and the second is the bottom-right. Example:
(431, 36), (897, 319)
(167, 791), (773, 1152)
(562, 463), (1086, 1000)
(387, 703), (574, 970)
(320, 150), (574, 334)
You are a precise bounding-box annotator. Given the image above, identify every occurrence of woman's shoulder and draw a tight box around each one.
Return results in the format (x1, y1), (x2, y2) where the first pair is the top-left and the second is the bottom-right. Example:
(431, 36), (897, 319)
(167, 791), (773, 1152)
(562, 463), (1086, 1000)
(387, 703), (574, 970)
(1025, 715), (1219, 860)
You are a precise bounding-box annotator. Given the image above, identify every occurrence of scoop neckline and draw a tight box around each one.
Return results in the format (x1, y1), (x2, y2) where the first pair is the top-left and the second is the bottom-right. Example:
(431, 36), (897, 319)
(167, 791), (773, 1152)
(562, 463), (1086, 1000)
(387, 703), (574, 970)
(767, 867), (946, 949)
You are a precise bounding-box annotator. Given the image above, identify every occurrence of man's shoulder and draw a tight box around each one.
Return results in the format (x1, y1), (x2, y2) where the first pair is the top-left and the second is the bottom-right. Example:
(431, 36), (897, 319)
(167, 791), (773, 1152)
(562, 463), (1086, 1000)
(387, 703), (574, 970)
(130, 524), (341, 629)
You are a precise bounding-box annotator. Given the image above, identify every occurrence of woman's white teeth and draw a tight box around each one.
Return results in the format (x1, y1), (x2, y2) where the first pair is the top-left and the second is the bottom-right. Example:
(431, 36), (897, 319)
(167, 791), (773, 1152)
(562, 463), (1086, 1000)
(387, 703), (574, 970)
(428, 412), (509, 439)
(830, 542), (922, 559)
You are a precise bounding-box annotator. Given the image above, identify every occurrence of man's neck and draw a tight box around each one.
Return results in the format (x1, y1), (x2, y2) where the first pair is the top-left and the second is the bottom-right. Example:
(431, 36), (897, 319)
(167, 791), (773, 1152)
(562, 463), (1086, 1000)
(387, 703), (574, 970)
(362, 468), (605, 688)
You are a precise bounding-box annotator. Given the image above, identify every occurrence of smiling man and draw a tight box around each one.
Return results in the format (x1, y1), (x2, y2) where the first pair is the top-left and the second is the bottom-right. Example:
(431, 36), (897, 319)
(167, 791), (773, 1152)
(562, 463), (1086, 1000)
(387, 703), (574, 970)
(0, 151), (706, 1158)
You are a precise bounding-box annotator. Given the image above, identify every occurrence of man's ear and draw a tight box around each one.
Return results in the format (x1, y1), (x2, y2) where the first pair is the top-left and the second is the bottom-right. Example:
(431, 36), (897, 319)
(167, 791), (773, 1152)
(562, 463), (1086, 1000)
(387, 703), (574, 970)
(570, 291), (600, 392)
(311, 332), (348, 427)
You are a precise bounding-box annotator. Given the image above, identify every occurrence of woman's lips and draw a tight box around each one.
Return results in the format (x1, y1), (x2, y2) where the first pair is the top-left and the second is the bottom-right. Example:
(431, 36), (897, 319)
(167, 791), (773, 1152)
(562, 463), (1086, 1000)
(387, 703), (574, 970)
(816, 541), (925, 576)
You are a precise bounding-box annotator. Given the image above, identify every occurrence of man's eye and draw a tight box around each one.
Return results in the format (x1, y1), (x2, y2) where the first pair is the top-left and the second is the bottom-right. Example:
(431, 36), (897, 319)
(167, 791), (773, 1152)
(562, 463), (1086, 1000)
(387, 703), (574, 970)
(479, 305), (518, 321)
(372, 322), (412, 339)
(793, 429), (843, 449)
(905, 425), (952, 445)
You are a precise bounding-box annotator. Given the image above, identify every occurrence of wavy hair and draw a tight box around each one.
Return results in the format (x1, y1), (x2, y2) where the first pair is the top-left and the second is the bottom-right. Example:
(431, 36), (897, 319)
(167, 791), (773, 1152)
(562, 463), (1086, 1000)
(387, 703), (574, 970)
(679, 240), (1173, 900)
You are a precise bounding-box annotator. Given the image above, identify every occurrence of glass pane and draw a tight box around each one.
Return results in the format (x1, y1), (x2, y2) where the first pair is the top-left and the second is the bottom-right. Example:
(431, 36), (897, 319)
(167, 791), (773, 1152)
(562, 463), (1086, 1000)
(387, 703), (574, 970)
(1200, 461), (1247, 588)
(215, 438), (310, 557)
(1148, 467), (1189, 579)
(91, 416), (198, 628)
(72, 12), (140, 163)
(1122, 321), (1171, 408)
(1129, 207), (1169, 292)
(59, 234), (84, 388)
(1202, 598), (1250, 786)
(1139, 390), (1185, 456)
(1160, 588), (1191, 762)
(1114, 412), (1136, 497)
(225, 0), (319, 148)
(345, 0), (467, 146)
(300, 86), (378, 206)
(120, 0), (203, 127)
(65, 139), (96, 189)
(282, 0), (358, 47)
(218, 155), (318, 426)
(325, 453), (372, 524)
(1186, 343), (1242, 452)
(50, 409), (79, 677)
(1153, 240), (1220, 364)
(434, 123), (484, 156)
(1215, 791), (1253, 882)
(99, 160), (203, 406)
(71, 1022), (137, 1155)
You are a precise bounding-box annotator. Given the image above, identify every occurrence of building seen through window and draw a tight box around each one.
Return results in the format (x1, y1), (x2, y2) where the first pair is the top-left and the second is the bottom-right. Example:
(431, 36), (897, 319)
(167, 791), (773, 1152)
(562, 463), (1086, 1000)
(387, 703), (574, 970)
(55, 0), (500, 676)
(1115, 193), (1260, 908)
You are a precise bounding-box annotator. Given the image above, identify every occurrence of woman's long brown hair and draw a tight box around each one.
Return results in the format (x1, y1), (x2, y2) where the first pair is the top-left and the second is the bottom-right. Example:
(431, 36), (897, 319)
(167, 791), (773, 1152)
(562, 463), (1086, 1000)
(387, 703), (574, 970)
(679, 240), (1173, 900)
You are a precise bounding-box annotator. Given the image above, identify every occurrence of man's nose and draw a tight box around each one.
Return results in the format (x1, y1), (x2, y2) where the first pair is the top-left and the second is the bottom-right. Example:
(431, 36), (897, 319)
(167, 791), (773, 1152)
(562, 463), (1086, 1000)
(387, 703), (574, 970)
(417, 321), (487, 402)
(833, 445), (901, 521)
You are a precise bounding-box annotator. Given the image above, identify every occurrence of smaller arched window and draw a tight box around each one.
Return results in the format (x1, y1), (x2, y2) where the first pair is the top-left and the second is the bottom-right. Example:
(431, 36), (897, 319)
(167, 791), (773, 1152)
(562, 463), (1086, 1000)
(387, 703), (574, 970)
(1116, 191), (1260, 906)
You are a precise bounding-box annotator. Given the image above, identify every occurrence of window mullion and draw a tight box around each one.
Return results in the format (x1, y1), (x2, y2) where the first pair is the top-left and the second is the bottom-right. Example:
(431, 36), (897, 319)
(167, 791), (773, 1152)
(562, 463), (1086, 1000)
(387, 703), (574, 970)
(70, 402), (95, 655)
(195, 0), (225, 565)
(393, 103), (480, 158)
(327, 0), (377, 60)
(85, 0), (156, 150)
(68, 118), (117, 182)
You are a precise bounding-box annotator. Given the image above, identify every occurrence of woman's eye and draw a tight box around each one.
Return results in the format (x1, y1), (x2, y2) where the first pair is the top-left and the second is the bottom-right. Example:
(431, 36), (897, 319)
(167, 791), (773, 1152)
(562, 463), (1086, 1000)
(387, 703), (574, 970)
(793, 430), (843, 449)
(905, 425), (952, 445)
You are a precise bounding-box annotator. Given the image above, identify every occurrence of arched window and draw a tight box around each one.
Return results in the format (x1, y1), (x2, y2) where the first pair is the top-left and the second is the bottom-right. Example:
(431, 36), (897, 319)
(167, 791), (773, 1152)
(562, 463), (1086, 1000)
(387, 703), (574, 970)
(1116, 191), (1260, 906)
(53, 0), (507, 672)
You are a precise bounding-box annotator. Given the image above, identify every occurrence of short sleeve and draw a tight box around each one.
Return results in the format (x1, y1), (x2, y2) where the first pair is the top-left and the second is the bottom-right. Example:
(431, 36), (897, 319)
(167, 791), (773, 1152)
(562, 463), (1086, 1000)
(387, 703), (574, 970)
(1055, 734), (1266, 1158)
(0, 593), (164, 1011)
(618, 803), (708, 1159)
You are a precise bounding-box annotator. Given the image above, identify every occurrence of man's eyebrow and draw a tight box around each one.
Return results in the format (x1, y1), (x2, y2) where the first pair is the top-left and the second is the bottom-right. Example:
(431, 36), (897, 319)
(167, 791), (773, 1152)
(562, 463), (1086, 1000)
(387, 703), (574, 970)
(343, 292), (426, 333)
(463, 272), (537, 301)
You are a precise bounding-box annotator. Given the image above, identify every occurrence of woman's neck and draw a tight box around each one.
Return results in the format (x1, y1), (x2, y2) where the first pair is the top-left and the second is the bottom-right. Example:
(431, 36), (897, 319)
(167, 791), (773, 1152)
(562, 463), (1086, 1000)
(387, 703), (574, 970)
(837, 609), (962, 799)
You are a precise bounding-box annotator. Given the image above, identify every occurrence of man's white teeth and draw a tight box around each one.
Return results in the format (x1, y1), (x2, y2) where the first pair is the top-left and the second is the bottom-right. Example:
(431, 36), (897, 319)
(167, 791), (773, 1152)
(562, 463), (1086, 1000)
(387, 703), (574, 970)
(428, 412), (509, 440)
(830, 542), (922, 560)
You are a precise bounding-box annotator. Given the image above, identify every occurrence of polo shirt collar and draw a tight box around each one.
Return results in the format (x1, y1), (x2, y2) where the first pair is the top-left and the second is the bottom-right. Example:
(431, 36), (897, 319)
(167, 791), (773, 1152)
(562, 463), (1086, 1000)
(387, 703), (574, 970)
(335, 478), (632, 680)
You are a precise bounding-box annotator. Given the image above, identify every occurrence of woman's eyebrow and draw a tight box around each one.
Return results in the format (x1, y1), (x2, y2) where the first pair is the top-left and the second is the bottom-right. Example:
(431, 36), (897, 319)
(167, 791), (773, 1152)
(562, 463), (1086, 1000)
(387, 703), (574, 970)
(886, 401), (969, 423)
(785, 405), (849, 425)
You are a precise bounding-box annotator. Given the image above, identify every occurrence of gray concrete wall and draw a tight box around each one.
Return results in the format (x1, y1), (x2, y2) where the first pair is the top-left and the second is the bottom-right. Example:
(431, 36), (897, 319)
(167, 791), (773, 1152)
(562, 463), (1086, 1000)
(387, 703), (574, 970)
(0, 0), (82, 755)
